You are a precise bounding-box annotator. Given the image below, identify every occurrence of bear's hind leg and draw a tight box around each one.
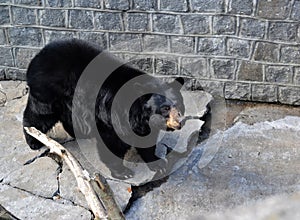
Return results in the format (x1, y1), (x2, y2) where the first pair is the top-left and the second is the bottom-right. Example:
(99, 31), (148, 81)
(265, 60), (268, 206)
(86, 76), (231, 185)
(97, 139), (134, 180)
(136, 146), (167, 173)
(23, 95), (59, 150)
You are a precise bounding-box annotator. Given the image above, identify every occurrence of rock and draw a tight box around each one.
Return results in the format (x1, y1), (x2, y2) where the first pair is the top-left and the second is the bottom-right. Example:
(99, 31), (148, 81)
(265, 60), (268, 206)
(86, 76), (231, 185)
(181, 90), (213, 117)
(0, 90), (6, 106)
(234, 104), (300, 125)
(126, 116), (300, 219)
(58, 163), (91, 209)
(2, 157), (58, 199)
(201, 192), (300, 220)
(0, 185), (91, 220)
(107, 179), (132, 211)
(157, 119), (204, 154)
(0, 81), (27, 103)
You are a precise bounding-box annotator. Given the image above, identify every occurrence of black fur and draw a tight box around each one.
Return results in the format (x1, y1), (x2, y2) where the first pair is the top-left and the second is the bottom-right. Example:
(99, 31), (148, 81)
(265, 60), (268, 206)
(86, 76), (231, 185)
(23, 39), (184, 179)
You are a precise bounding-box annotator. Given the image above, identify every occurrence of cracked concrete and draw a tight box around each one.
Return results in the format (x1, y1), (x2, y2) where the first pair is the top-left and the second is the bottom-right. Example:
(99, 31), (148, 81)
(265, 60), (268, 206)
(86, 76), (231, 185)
(0, 81), (300, 219)
(0, 81), (92, 219)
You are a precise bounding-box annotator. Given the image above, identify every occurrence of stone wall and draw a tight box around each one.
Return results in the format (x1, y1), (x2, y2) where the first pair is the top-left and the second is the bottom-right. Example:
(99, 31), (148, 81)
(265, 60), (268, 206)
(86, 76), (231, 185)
(0, 0), (299, 105)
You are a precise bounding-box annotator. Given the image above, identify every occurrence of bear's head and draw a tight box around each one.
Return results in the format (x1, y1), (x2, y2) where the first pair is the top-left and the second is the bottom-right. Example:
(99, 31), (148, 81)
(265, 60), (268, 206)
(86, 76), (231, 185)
(129, 77), (185, 137)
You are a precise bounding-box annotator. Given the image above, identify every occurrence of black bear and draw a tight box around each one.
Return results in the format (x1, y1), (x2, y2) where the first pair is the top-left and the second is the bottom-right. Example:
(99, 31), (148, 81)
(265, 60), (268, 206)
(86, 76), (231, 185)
(23, 39), (184, 179)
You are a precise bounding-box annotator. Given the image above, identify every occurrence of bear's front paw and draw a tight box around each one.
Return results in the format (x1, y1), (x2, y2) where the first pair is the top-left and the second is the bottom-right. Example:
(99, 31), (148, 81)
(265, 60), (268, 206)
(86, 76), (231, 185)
(24, 133), (44, 150)
(147, 159), (167, 175)
(110, 166), (134, 180)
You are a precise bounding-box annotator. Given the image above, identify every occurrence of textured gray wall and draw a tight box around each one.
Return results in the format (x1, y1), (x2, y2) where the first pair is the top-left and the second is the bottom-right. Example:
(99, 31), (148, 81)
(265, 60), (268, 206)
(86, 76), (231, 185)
(0, 0), (299, 105)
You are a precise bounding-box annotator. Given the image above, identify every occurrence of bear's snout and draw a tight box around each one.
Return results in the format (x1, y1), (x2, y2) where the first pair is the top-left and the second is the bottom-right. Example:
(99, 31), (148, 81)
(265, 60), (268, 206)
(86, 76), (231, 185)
(166, 108), (183, 130)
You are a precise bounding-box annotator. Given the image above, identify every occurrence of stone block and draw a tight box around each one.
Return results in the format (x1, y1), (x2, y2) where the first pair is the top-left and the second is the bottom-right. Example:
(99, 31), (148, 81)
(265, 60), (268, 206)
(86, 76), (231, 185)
(295, 67), (300, 85)
(237, 61), (263, 82)
(269, 22), (299, 43)
(291, 1), (300, 20)
(257, 0), (290, 19)
(44, 0), (72, 7)
(197, 37), (225, 55)
(15, 48), (39, 69)
(94, 12), (123, 31)
(227, 38), (251, 58)
(44, 30), (76, 44)
(14, 0), (42, 5)
(0, 29), (6, 45)
(126, 13), (149, 32)
(160, 0), (188, 12)
(0, 47), (13, 67)
(192, 79), (225, 97)
(181, 57), (208, 78)
(143, 35), (169, 52)
(240, 18), (266, 39)
(0, 6), (10, 25)
(0, 68), (5, 80)
(74, 0), (102, 8)
(109, 33), (142, 52)
(8, 27), (43, 47)
(39, 9), (66, 27)
(104, 0), (130, 10)
(5, 68), (26, 80)
(265, 66), (293, 84)
(253, 42), (279, 62)
(181, 15), (210, 35)
(171, 36), (194, 54)
(78, 32), (107, 49)
(213, 15), (236, 35)
(12, 7), (36, 25)
(124, 54), (154, 74)
(211, 59), (235, 80)
(155, 56), (178, 76)
(279, 87), (300, 105)
(252, 84), (277, 103)
(190, 0), (225, 12)
(69, 10), (93, 29)
(281, 46), (300, 64)
(225, 82), (251, 100)
(228, 0), (253, 15)
(153, 14), (181, 34)
(132, 0), (157, 10)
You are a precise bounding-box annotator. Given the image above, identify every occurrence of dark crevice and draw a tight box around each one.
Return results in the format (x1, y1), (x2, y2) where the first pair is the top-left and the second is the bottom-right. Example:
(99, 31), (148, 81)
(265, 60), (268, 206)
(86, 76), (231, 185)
(3, 182), (53, 201)
(23, 149), (50, 165)
(59, 196), (92, 214)
(124, 176), (169, 214)
(0, 204), (20, 220)
(49, 152), (63, 200)
(22, 150), (92, 214)
(2, 183), (92, 214)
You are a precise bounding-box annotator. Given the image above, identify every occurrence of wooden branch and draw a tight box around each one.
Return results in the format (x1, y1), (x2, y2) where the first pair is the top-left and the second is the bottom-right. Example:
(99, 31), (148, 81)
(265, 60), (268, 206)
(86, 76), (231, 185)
(24, 127), (124, 220)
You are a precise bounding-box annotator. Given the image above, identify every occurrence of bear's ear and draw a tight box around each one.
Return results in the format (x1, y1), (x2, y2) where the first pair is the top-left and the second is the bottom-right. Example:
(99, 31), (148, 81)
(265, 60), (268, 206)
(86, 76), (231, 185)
(169, 77), (184, 90)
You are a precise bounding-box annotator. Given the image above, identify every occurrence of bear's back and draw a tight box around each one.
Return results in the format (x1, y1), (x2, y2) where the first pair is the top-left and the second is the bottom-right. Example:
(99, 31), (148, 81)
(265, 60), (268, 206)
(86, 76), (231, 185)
(26, 39), (102, 102)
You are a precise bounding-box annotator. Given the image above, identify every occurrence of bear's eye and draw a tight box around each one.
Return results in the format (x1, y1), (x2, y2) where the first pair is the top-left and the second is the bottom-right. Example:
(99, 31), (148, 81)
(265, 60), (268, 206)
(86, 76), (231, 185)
(160, 106), (170, 112)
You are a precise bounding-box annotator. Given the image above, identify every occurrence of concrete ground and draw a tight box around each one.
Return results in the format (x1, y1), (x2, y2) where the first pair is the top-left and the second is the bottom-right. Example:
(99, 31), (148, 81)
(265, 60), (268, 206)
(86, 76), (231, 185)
(0, 81), (300, 220)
